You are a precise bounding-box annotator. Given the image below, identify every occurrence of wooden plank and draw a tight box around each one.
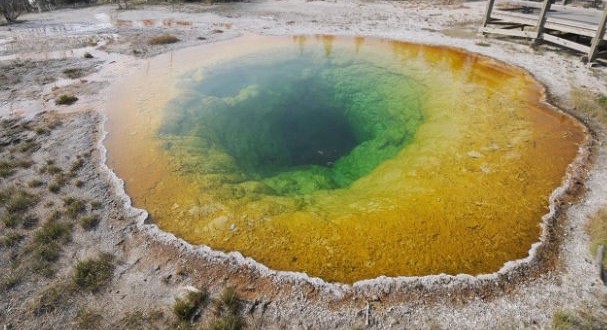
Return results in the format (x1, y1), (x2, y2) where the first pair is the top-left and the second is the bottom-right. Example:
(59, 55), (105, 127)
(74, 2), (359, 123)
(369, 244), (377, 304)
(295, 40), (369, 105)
(483, 0), (497, 28)
(499, 0), (598, 14)
(588, 4), (607, 62)
(480, 27), (536, 38)
(533, 0), (553, 43)
(493, 12), (600, 38)
(542, 33), (591, 52)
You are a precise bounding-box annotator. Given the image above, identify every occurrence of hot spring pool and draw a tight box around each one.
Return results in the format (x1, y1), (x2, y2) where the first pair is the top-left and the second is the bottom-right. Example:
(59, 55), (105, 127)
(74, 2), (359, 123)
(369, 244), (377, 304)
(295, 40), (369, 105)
(105, 35), (586, 283)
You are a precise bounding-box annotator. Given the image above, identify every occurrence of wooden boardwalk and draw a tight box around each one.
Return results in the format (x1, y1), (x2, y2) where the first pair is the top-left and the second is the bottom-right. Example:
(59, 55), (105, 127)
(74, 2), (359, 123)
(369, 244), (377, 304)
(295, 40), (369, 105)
(480, 0), (607, 64)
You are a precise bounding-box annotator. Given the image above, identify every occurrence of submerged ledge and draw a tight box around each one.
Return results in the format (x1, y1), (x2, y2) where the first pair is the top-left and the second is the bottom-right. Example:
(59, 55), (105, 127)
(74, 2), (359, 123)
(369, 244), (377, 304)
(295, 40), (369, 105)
(99, 35), (592, 296)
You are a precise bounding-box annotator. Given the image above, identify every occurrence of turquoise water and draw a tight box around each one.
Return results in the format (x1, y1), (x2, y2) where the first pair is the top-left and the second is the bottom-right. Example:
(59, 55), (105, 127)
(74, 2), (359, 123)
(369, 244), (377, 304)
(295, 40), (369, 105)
(160, 50), (425, 196)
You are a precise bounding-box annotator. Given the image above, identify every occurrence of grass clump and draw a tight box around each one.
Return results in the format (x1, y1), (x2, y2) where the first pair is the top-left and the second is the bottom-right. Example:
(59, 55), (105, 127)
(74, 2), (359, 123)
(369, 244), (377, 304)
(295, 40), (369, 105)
(63, 68), (85, 79)
(1, 272), (21, 291)
(28, 179), (44, 188)
(74, 308), (104, 330)
(55, 95), (78, 106)
(148, 34), (180, 45)
(208, 287), (243, 330)
(79, 215), (99, 230)
(18, 140), (39, 153)
(587, 208), (607, 268)
(0, 160), (15, 178)
(31, 282), (74, 315)
(64, 197), (86, 219)
(72, 253), (114, 292)
(552, 309), (607, 329)
(2, 214), (20, 228)
(208, 314), (244, 330)
(34, 222), (72, 245)
(173, 290), (206, 322)
(1, 231), (24, 247)
(70, 158), (85, 173)
(571, 88), (607, 125)
(6, 190), (38, 213)
(48, 182), (61, 193)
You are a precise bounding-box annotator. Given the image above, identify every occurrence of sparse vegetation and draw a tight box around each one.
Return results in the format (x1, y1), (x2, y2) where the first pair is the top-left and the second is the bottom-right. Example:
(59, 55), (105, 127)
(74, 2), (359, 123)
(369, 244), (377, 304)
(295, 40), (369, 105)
(148, 34), (180, 45)
(91, 201), (102, 210)
(63, 68), (84, 79)
(2, 213), (20, 228)
(587, 209), (607, 268)
(173, 289), (206, 322)
(552, 309), (607, 329)
(31, 282), (74, 316)
(571, 88), (607, 125)
(55, 95), (79, 106)
(79, 215), (99, 230)
(0, 160), (15, 177)
(209, 287), (243, 330)
(64, 197), (86, 219)
(1, 231), (24, 247)
(34, 222), (72, 245)
(48, 182), (61, 193)
(208, 313), (244, 330)
(18, 140), (39, 153)
(74, 308), (104, 330)
(1, 272), (21, 291)
(70, 158), (85, 173)
(72, 253), (114, 292)
(28, 179), (44, 188)
(5, 190), (38, 213)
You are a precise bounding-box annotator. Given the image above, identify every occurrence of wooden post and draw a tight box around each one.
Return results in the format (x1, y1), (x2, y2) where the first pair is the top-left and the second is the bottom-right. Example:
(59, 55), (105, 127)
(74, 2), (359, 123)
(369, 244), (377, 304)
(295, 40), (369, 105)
(588, 4), (607, 63)
(596, 245), (605, 283)
(533, 0), (553, 45)
(482, 0), (497, 28)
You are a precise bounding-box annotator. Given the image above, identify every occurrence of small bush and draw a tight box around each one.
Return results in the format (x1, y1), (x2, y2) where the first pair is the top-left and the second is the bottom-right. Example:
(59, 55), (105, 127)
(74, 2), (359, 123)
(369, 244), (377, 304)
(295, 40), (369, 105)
(148, 34), (180, 45)
(55, 95), (78, 106)
(83, 52), (94, 59)
(73, 253), (114, 292)
(173, 290), (205, 322)
(79, 215), (99, 230)
(63, 68), (85, 79)
(91, 201), (103, 210)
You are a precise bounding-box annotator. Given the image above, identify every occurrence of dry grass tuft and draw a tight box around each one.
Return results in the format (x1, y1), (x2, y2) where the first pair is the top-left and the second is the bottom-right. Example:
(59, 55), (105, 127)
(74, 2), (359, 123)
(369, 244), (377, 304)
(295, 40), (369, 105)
(570, 88), (607, 125)
(148, 34), (180, 45)
(587, 208), (607, 268)
(73, 253), (115, 292)
(55, 95), (78, 106)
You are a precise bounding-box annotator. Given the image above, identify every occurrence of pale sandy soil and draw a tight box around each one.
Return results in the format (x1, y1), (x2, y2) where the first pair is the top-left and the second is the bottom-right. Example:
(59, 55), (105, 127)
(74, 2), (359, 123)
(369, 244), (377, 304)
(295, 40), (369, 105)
(1, 1), (607, 329)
